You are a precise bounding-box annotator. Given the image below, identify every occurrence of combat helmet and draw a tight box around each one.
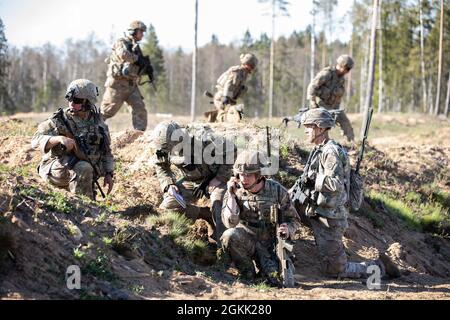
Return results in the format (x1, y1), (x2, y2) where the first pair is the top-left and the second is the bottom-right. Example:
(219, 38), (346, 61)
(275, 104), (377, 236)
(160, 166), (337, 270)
(337, 54), (354, 70)
(240, 53), (258, 70)
(64, 79), (99, 104)
(128, 20), (147, 32)
(301, 108), (336, 129)
(233, 150), (268, 175)
(151, 121), (186, 153)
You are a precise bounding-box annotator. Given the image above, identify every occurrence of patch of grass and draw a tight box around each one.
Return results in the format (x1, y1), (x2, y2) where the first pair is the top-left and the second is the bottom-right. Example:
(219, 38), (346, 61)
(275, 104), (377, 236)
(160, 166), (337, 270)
(0, 164), (11, 174)
(82, 250), (116, 282)
(102, 237), (113, 246)
(19, 186), (75, 214)
(405, 191), (422, 204)
(147, 211), (191, 241)
(368, 190), (450, 233)
(73, 248), (85, 260)
(147, 212), (211, 259)
(368, 191), (422, 231)
(279, 143), (290, 160)
(131, 284), (144, 295)
(250, 281), (273, 292)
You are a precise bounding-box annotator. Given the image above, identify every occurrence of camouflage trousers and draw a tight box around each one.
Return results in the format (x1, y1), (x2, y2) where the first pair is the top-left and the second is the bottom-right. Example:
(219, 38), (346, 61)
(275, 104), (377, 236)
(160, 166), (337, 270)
(37, 156), (94, 199)
(221, 225), (282, 279)
(100, 78), (147, 131)
(159, 178), (227, 244)
(335, 111), (355, 142)
(309, 216), (384, 279)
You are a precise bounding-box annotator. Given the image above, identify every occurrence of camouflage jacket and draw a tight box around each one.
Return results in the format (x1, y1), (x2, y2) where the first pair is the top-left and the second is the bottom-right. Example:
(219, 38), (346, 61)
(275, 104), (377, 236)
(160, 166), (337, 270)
(222, 179), (301, 241)
(305, 139), (350, 219)
(106, 36), (141, 82)
(31, 108), (114, 176)
(151, 126), (234, 193)
(307, 66), (346, 109)
(215, 66), (249, 101)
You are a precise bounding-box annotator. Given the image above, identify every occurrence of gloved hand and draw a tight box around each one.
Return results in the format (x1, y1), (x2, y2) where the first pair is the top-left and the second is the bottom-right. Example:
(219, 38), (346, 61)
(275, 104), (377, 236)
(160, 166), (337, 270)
(221, 96), (231, 106)
(193, 179), (210, 199)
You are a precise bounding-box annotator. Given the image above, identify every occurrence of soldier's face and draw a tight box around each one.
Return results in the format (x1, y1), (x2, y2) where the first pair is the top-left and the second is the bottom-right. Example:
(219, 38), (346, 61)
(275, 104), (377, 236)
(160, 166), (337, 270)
(336, 64), (350, 76)
(69, 100), (83, 112)
(243, 64), (254, 74)
(304, 124), (324, 144)
(135, 30), (145, 41)
(240, 173), (258, 189)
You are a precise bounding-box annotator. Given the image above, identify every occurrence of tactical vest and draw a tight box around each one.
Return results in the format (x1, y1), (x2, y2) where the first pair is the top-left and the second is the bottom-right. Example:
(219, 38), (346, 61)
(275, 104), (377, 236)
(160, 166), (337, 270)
(236, 179), (280, 239)
(52, 108), (110, 176)
(316, 67), (346, 108)
(107, 37), (140, 80)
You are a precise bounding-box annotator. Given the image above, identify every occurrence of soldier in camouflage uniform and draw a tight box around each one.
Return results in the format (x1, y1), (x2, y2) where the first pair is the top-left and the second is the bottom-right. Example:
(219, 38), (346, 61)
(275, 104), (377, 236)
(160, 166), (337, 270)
(291, 108), (399, 279)
(31, 79), (114, 200)
(151, 121), (235, 244)
(211, 53), (258, 122)
(100, 21), (148, 131)
(221, 150), (301, 286)
(307, 55), (355, 142)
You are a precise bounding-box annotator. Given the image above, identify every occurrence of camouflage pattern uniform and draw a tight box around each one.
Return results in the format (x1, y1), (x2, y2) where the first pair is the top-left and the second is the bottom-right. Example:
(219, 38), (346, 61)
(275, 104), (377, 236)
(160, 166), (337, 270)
(32, 80), (114, 200)
(221, 151), (301, 283)
(100, 21), (147, 131)
(307, 55), (355, 141)
(213, 53), (258, 122)
(151, 121), (234, 242)
(295, 108), (385, 278)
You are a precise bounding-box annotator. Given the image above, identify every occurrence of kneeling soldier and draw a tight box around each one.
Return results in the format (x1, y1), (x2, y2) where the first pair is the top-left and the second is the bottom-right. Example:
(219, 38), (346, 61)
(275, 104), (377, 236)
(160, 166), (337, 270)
(221, 150), (301, 287)
(31, 79), (114, 200)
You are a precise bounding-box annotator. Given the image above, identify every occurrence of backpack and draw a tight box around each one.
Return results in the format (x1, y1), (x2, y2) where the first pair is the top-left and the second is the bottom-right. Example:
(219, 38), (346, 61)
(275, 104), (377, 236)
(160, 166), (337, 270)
(327, 142), (364, 211)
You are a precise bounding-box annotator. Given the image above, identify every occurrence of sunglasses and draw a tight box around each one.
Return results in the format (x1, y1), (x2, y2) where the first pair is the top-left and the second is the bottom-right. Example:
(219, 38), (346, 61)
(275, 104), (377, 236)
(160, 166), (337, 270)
(70, 97), (85, 104)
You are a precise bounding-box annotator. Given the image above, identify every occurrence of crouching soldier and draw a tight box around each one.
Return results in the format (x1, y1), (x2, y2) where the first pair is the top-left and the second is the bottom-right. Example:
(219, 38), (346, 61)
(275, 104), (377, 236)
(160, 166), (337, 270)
(31, 79), (114, 200)
(221, 150), (301, 287)
(290, 108), (399, 279)
(150, 121), (235, 245)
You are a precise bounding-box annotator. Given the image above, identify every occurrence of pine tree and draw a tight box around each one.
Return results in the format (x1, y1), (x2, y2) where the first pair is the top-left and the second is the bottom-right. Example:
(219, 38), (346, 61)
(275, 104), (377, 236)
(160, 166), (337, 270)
(0, 18), (15, 114)
(141, 24), (168, 113)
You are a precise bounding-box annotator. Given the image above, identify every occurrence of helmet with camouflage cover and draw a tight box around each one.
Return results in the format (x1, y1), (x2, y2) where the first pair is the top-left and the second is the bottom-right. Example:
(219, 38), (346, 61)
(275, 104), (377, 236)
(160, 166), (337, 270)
(301, 108), (336, 128)
(65, 79), (99, 104)
(233, 150), (268, 175)
(336, 54), (354, 70)
(128, 20), (147, 32)
(240, 53), (258, 69)
(152, 120), (186, 153)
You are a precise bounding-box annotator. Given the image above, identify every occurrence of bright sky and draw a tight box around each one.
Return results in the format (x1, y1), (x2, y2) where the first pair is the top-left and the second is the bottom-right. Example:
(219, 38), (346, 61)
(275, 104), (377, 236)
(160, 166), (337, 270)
(1, 0), (353, 51)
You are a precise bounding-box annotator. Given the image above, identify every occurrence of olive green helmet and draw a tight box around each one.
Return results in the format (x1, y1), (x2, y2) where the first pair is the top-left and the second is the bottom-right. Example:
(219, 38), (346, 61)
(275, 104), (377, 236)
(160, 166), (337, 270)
(337, 54), (354, 70)
(129, 20), (147, 32)
(301, 108), (336, 128)
(240, 53), (258, 69)
(65, 79), (99, 104)
(233, 150), (268, 175)
(152, 120), (184, 152)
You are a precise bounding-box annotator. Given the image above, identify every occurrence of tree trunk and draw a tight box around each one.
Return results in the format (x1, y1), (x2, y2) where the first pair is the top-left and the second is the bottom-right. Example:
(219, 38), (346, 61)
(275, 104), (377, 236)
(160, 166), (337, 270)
(378, 0), (383, 114)
(444, 72), (450, 117)
(434, 0), (444, 116)
(190, 0), (198, 122)
(346, 28), (353, 108)
(311, 2), (316, 83)
(419, 0), (428, 113)
(269, 0), (275, 118)
(360, 0), (379, 140)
